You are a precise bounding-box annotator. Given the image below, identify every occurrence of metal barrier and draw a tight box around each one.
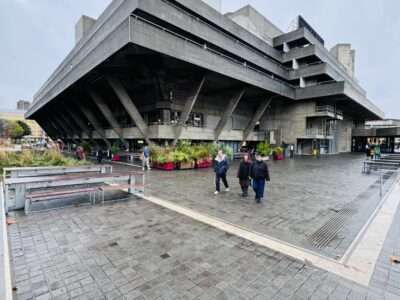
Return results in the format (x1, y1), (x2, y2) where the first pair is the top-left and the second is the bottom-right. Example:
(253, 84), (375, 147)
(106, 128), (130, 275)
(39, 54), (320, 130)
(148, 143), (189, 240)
(3, 165), (113, 210)
(0, 183), (12, 300)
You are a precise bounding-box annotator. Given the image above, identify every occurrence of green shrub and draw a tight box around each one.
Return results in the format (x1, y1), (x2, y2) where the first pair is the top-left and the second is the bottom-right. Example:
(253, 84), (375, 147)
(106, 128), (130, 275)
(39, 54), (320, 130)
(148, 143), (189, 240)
(257, 142), (272, 157)
(0, 150), (86, 173)
(273, 147), (284, 155)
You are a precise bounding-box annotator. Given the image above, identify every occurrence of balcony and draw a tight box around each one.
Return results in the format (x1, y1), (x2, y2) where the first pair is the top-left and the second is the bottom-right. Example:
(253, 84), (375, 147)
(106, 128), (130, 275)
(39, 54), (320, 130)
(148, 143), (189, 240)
(313, 105), (343, 120)
(305, 127), (334, 139)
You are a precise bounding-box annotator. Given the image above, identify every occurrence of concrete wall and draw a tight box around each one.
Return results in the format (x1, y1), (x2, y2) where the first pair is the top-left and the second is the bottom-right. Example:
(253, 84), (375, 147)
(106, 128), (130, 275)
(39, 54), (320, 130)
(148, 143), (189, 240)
(75, 15), (97, 44)
(330, 44), (355, 78)
(225, 5), (283, 46)
(336, 117), (353, 152)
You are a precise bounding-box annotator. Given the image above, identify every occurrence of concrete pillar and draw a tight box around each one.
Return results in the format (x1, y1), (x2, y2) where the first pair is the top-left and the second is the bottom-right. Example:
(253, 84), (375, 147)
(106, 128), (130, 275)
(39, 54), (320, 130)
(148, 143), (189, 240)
(89, 89), (125, 141)
(62, 104), (93, 140)
(283, 42), (290, 53)
(52, 111), (81, 141)
(243, 97), (273, 142)
(107, 77), (152, 145)
(173, 76), (206, 145)
(300, 77), (306, 88)
(214, 89), (246, 141)
(292, 58), (299, 70)
(80, 106), (111, 147)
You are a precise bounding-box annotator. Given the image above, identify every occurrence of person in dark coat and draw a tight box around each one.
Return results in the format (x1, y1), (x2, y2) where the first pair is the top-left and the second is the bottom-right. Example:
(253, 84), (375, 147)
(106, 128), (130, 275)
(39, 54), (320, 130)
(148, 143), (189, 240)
(237, 153), (251, 197)
(250, 153), (270, 203)
(214, 150), (229, 195)
(96, 149), (103, 164)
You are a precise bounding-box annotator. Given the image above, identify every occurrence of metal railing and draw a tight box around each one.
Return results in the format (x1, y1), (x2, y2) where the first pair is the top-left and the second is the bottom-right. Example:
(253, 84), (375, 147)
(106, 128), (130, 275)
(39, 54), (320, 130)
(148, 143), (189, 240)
(130, 14), (296, 91)
(305, 127), (333, 136)
(160, 0), (289, 71)
(0, 183), (12, 300)
(315, 105), (343, 119)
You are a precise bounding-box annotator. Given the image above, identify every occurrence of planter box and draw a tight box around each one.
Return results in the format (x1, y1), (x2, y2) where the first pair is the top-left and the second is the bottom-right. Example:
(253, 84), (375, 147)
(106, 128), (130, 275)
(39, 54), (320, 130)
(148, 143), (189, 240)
(196, 159), (212, 168)
(178, 161), (195, 170)
(112, 154), (121, 161)
(153, 162), (175, 171)
(274, 153), (284, 160)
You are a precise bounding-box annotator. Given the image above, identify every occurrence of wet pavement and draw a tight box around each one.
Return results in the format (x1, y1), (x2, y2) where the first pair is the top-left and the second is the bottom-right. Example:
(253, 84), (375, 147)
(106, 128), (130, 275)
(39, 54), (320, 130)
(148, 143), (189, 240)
(138, 154), (387, 258)
(7, 198), (400, 300)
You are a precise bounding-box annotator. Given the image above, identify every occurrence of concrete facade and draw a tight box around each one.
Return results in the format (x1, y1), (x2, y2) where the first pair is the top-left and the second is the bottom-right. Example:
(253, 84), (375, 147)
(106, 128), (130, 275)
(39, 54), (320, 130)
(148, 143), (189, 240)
(26, 0), (384, 154)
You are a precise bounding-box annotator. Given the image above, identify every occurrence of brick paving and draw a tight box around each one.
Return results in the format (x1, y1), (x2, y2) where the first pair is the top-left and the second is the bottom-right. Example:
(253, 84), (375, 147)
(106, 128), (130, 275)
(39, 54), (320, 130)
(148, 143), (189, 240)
(8, 198), (400, 300)
(140, 154), (386, 258)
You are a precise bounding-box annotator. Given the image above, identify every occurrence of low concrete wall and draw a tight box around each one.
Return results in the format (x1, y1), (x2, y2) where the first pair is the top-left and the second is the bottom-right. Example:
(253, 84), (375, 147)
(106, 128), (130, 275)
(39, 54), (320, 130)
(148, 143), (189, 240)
(0, 183), (12, 300)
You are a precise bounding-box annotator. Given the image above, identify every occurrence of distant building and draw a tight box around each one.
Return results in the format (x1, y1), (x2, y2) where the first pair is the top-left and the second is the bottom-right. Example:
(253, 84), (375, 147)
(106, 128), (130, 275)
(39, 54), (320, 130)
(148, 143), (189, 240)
(353, 119), (400, 153)
(0, 101), (45, 139)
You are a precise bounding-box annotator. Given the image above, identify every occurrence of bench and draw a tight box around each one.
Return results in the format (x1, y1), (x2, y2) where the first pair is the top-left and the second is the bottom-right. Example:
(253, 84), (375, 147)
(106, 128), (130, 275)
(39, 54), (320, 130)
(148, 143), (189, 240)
(25, 187), (99, 214)
(362, 160), (400, 174)
(19, 172), (145, 214)
(3, 165), (112, 210)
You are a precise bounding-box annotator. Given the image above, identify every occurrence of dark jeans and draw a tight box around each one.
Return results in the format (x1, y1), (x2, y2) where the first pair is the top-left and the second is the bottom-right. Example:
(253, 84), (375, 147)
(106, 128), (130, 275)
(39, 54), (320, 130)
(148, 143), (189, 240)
(216, 173), (229, 192)
(239, 178), (250, 195)
(252, 178), (265, 201)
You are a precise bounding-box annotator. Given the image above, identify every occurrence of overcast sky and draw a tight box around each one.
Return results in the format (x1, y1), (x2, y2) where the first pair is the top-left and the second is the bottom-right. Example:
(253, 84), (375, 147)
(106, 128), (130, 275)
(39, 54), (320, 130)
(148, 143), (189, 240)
(0, 0), (398, 118)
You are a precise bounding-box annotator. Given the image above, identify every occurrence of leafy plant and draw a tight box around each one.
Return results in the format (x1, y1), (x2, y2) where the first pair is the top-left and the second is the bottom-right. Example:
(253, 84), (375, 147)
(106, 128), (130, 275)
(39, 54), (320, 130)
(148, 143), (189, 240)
(257, 142), (272, 157)
(273, 147), (283, 155)
(8, 121), (24, 140)
(0, 150), (86, 173)
(16, 121), (31, 136)
(81, 142), (92, 154)
(210, 143), (233, 160)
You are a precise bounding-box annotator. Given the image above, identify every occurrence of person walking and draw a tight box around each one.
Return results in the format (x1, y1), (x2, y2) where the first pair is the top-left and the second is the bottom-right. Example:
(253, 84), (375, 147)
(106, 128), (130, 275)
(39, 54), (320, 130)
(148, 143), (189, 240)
(96, 149), (103, 164)
(214, 150), (229, 195)
(250, 153), (270, 203)
(237, 153), (252, 197)
(365, 143), (370, 159)
(142, 146), (151, 171)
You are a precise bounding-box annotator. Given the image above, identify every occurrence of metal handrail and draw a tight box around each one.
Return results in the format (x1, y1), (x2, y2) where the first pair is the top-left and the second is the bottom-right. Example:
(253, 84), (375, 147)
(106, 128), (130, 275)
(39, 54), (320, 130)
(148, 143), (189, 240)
(160, 0), (290, 72)
(131, 14), (296, 90)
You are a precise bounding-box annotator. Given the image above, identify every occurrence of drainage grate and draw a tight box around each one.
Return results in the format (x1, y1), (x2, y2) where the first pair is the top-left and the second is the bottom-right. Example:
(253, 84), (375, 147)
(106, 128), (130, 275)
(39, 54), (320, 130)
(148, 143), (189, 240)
(308, 206), (356, 249)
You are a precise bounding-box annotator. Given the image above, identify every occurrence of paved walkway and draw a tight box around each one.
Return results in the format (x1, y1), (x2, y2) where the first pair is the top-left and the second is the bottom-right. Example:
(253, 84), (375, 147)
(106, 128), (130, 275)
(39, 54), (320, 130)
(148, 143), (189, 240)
(135, 154), (387, 258)
(7, 198), (400, 300)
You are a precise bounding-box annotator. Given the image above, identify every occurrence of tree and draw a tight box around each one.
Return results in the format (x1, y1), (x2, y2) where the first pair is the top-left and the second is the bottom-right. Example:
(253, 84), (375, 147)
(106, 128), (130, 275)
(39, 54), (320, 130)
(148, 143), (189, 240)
(17, 120), (31, 136)
(8, 121), (25, 140)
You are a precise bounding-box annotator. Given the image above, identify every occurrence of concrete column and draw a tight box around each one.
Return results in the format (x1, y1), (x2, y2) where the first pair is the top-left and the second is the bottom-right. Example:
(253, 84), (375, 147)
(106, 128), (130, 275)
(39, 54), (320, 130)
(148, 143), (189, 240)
(173, 76), (206, 145)
(214, 89), (246, 141)
(283, 42), (290, 53)
(292, 58), (299, 70)
(89, 89), (125, 141)
(243, 97), (273, 142)
(47, 115), (73, 140)
(52, 110), (81, 141)
(300, 77), (306, 88)
(61, 104), (93, 140)
(80, 106), (111, 147)
(38, 119), (57, 139)
(107, 77), (151, 145)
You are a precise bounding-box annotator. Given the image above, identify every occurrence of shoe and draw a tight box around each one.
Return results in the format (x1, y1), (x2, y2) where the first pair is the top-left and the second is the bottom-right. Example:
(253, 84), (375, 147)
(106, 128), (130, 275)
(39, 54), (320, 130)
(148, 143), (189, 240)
(214, 191), (219, 195)
(256, 198), (261, 203)
(142, 168), (145, 171)
(225, 188), (230, 192)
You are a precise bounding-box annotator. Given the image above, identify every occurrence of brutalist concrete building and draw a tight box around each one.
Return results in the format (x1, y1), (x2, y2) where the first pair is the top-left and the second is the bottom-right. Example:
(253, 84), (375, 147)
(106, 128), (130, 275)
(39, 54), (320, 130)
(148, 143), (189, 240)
(26, 0), (384, 154)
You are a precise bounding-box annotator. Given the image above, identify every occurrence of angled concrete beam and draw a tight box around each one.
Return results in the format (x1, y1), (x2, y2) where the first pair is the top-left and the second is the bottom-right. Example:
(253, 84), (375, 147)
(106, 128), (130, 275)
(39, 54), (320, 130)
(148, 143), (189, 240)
(80, 105), (111, 147)
(173, 76), (206, 145)
(243, 97), (273, 142)
(48, 115), (72, 139)
(61, 104), (93, 140)
(214, 89), (246, 141)
(107, 77), (151, 144)
(52, 111), (81, 140)
(89, 89), (125, 141)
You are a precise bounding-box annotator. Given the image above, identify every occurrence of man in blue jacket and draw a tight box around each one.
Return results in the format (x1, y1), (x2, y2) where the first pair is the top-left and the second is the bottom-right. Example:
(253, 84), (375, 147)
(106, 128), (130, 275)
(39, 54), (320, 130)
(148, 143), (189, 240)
(214, 150), (229, 195)
(250, 153), (270, 203)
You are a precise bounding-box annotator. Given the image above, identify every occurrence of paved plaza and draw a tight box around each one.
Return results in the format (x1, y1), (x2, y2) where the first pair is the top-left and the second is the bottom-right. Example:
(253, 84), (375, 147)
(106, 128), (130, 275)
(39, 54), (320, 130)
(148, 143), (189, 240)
(7, 154), (400, 299)
(7, 197), (400, 300)
(142, 154), (390, 258)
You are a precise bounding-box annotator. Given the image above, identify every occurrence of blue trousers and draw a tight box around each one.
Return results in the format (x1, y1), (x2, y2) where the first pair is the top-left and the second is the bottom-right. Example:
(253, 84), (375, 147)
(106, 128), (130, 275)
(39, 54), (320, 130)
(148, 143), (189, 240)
(252, 178), (265, 200)
(215, 173), (229, 192)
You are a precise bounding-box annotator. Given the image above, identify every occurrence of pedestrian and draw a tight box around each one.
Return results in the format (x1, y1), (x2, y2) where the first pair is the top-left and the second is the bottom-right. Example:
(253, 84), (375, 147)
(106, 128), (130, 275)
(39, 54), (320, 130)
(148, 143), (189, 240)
(142, 145), (151, 171)
(375, 144), (381, 160)
(250, 153), (270, 203)
(290, 144), (294, 158)
(96, 149), (103, 164)
(370, 146), (375, 160)
(365, 144), (370, 159)
(237, 153), (252, 197)
(214, 149), (229, 195)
